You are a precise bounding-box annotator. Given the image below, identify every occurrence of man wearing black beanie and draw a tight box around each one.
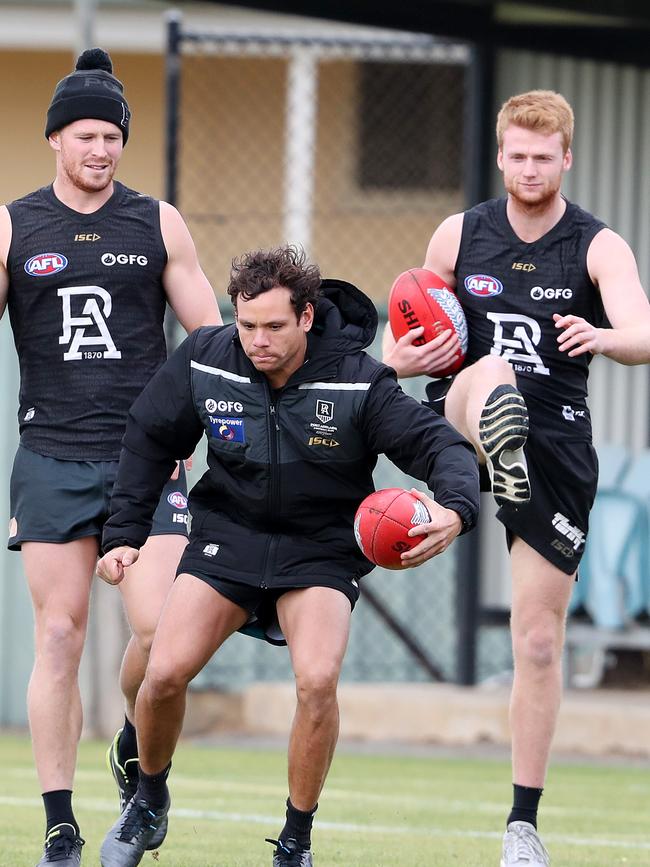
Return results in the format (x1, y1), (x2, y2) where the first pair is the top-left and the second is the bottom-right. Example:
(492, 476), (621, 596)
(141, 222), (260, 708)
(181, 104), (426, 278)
(45, 47), (131, 144)
(0, 48), (221, 866)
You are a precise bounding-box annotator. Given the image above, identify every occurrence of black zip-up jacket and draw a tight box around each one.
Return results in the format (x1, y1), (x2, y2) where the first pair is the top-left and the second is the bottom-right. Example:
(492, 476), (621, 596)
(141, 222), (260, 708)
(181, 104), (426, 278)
(103, 279), (479, 590)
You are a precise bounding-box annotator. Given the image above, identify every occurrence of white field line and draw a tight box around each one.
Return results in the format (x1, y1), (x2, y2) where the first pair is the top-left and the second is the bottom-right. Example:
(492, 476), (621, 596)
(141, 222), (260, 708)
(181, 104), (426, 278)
(1, 795), (650, 852)
(5, 767), (645, 820)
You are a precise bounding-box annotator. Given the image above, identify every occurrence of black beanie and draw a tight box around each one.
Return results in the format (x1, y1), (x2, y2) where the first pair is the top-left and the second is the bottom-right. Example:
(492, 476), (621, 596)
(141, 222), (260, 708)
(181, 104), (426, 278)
(45, 47), (131, 144)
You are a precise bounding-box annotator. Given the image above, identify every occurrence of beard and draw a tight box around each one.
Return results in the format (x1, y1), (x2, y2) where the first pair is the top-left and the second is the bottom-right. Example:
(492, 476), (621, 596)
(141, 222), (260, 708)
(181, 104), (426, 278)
(60, 156), (116, 194)
(505, 176), (562, 213)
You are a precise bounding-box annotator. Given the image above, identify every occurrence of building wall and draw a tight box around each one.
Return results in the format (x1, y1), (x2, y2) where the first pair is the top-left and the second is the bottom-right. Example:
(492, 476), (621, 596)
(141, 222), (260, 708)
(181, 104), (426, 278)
(0, 50), (166, 205)
(176, 52), (464, 300)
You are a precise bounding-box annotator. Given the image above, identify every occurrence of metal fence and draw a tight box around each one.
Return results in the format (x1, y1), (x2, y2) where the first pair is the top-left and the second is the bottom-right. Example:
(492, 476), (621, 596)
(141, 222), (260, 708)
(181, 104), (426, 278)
(165, 17), (470, 298)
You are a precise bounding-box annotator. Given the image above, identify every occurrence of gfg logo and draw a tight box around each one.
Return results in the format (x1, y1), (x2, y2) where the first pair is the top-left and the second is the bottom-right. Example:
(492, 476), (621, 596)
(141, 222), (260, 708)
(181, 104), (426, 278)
(25, 253), (68, 277)
(530, 286), (573, 301)
(207, 399), (244, 413)
(101, 252), (148, 267)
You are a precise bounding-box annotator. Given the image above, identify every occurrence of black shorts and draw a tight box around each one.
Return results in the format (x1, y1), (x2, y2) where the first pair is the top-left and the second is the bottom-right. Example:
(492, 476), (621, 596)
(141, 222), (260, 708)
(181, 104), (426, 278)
(8, 444), (189, 550)
(178, 528), (359, 647)
(497, 427), (597, 575)
(424, 379), (598, 575)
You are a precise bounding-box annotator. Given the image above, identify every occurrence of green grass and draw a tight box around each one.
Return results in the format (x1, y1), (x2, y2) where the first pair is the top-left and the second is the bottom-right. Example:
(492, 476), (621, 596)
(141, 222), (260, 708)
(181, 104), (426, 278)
(1, 732), (649, 866)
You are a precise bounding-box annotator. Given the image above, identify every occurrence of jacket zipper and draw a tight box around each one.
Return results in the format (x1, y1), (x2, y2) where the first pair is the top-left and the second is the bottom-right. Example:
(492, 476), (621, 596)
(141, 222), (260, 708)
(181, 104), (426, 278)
(261, 393), (281, 589)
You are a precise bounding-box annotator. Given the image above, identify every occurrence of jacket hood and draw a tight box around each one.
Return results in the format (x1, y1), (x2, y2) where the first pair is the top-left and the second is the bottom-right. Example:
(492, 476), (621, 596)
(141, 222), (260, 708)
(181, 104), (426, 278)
(308, 278), (378, 359)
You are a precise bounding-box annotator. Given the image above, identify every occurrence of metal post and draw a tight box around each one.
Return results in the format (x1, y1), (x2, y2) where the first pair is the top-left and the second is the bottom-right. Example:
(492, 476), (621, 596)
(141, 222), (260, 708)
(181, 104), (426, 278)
(164, 10), (183, 351)
(455, 528), (481, 685)
(463, 40), (495, 208)
(74, 0), (97, 56)
(361, 585), (444, 681)
(455, 40), (495, 686)
(283, 47), (318, 253)
(165, 10), (182, 209)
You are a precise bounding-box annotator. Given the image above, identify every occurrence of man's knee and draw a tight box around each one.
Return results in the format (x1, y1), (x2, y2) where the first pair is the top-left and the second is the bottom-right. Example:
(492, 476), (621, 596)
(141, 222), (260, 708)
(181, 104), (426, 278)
(295, 664), (340, 715)
(473, 354), (516, 384)
(513, 620), (564, 670)
(143, 661), (190, 704)
(130, 623), (157, 659)
(35, 611), (86, 668)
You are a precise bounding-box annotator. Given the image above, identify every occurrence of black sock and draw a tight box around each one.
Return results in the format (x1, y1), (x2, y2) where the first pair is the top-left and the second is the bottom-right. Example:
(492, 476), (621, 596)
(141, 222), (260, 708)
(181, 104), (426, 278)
(279, 798), (317, 849)
(42, 789), (78, 837)
(118, 715), (139, 766)
(136, 763), (171, 810)
(507, 784), (543, 829)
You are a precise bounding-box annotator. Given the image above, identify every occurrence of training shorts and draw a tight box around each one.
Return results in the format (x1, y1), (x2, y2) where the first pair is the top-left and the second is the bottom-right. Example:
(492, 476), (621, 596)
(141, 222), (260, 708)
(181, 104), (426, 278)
(179, 525), (359, 646)
(424, 378), (598, 575)
(8, 444), (189, 550)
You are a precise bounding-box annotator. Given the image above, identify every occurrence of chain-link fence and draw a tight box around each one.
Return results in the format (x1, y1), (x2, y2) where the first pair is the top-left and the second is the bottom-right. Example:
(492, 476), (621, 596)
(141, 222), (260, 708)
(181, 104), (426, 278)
(168, 22), (469, 303)
(166, 19), (495, 689)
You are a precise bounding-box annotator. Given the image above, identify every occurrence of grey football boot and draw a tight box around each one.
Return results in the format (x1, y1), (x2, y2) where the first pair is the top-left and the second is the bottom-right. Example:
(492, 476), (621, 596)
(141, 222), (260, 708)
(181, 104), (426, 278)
(100, 793), (170, 867)
(266, 837), (313, 866)
(501, 821), (550, 866)
(106, 729), (168, 850)
(36, 824), (84, 866)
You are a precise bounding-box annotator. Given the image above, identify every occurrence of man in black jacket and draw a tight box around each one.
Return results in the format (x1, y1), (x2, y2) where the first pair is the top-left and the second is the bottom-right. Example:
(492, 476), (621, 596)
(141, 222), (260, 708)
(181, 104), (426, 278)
(96, 246), (479, 867)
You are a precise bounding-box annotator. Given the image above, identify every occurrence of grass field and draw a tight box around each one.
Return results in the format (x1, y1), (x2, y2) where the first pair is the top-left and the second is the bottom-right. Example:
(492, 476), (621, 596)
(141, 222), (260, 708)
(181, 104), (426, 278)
(2, 732), (649, 866)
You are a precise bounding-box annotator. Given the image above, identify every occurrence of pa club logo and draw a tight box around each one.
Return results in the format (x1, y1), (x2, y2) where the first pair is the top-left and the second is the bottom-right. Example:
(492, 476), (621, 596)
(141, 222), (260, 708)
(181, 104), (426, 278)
(464, 274), (503, 298)
(203, 543), (220, 557)
(58, 286), (121, 361)
(25, 252), (68, 277)
(209, 416), (246, 443)
(167, 491), (188, 509)
(316, 400), (334, 424)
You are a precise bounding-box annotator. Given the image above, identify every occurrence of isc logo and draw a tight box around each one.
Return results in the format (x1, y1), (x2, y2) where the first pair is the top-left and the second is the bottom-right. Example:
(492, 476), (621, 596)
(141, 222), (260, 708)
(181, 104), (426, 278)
(25, 252), (68, 277)
(550, 538), (574, 559)
(308, 436), (339, 448)
(74, 233), (101, 242)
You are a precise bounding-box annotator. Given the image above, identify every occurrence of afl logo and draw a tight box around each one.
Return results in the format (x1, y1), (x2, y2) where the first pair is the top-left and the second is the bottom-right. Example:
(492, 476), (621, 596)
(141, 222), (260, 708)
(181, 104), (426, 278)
(464, 274), (503, 298)
(25, 253), (68, 277)
(167, 491), (188, 509)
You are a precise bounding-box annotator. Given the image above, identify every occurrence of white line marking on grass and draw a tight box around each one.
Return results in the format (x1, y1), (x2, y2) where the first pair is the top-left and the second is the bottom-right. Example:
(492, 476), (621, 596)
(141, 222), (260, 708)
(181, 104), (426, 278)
(2, 796), (650, 851)
(4, 768), (636, 821)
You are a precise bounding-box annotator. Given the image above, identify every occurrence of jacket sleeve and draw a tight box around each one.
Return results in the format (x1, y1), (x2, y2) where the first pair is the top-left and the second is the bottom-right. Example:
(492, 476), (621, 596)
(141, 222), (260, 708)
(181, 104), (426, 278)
(101, 332), (205, 553)
(360, 367), (480, 533)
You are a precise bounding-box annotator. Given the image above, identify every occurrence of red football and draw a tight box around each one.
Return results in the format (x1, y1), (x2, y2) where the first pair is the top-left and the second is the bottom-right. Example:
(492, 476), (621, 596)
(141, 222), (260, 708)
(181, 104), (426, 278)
(354, 488), (431, 570)
(388, 268), (468, 377)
